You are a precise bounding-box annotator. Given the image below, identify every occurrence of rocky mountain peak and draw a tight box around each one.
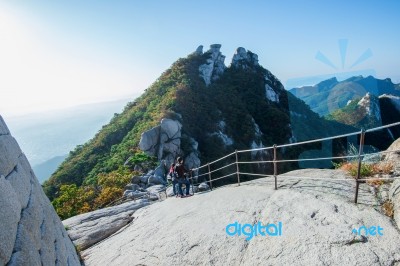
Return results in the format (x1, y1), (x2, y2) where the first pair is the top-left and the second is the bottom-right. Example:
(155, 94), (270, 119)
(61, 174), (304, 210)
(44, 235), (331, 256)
(357, 92), (381, 119)
(194, 45), (203, 55)
(198, 44), (226, 86)
(316, 77), (338, 89)
(231, 47), (259, 68)
(380, 94), (400, 112)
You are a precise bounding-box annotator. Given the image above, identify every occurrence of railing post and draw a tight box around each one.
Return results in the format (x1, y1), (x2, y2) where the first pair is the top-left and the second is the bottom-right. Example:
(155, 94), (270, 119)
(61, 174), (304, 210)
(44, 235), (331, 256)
(235, 150), (240, 186)
(354, 129), (366, 204)
(190, 170), (193, 195)
(273, 144), (278, 190)
(208, 163), (213, 191)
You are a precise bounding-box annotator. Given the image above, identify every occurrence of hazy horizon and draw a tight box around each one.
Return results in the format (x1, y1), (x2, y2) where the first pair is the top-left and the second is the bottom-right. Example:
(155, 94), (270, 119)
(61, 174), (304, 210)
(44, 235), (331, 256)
(1, 1), (399, 117)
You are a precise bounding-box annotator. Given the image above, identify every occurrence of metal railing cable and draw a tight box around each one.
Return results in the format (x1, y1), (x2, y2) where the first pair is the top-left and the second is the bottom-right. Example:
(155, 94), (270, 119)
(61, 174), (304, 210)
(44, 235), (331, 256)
(276, 131), (361, 149)
(236, 146), (275, 153)
(365, 121), (400, 133)
(238, 160), (274, 164)
(208, 162), (237, 174)
(274, 154), (360, 163)
(188, 121), (400, 204)
(207, 172), (237, 182)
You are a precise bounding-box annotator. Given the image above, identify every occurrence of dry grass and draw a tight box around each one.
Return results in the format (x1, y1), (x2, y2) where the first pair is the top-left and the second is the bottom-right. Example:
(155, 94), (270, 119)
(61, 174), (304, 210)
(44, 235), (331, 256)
(382, 200), (394, 218)
(339, 162), (354, 172)
(372, 161), (394, 175)
(336, 161), (394, 181)
(366, 178), (385, 187)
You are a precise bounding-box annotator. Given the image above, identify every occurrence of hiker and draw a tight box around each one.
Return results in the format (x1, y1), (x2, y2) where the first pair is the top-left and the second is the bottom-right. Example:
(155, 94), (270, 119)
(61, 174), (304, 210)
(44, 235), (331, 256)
(174, 157), (191, 197)
(168, 163), (178, 196)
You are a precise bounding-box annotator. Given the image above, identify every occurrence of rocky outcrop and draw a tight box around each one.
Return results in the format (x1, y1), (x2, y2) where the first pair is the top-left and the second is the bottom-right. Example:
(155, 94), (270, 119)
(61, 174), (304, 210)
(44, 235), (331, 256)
(0, 115), (80, 266)
(209, 120), (234, 147)
(357, 93), (382, 123)
(139, 118), (201, 170)
(63, 199), (150, 251)
(82, 168), (400, 265)
(384, 138), (400, 227)
(265, 84), (279, 103)
(380, 94), (400, 112)
(194, 45), (203, 55)
(231, 47), (259, 69)
(139, 119), (182, 163)
(199, 44), (226, 86)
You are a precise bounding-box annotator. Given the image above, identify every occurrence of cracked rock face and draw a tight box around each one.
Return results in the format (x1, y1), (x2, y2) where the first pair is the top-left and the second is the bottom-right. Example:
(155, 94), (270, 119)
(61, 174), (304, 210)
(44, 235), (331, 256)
(139, 119), (182, 162)
(139, 119), (201, 168)
(63, 199), (150, 251)
(0, 115), (80, 266)
(357, 93), (382, 124)
(199, 44), (226, 86)
(385, 138), (400, 227)
(231, 47), (259, 69)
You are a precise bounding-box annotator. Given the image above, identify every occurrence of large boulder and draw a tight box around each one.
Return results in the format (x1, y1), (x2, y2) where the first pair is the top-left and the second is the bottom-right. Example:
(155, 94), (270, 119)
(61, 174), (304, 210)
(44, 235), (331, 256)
(63, 199), (150, 251)
(385, 138), (400, 227)
(153, 161), (168, 180)
(0, 115), (80, 266)
(148, 175), (166, 185)
(125, 183), (141, 192)
(185, 152), (201, 171)
(131, 175), (141, 184)
(146, 184), (166, 194)
(140, 174), (150, 184)
(139, 119), (183, 161)
(138, 126), (160, 156)
(390, 179), (400, 226)
(162, 119), (181, 157)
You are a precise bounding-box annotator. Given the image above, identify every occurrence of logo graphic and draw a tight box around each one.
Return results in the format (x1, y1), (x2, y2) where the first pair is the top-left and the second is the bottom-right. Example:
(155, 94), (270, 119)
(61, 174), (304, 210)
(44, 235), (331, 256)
(286, 39), (375, 89)
(315, 39), (372, 71)
(225, 221), (283, 241)
(352, 225), (384, 236)
(286, 39), (378, 169)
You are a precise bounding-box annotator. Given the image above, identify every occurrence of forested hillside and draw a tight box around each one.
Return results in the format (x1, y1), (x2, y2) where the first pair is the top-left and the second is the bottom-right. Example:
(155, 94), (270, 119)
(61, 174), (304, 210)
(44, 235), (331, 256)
(43, 45), (355, 219)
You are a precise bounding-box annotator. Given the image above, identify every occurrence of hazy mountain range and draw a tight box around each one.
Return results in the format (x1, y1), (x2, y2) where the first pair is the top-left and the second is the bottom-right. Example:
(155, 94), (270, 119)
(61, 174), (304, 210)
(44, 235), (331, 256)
(5, 99), (130, 183)
(289, 76), (400, 116)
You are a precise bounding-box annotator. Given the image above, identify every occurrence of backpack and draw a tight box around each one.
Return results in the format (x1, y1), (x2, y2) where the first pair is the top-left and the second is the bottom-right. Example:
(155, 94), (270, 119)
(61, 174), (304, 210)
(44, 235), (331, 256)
(168, 164), (177, 180)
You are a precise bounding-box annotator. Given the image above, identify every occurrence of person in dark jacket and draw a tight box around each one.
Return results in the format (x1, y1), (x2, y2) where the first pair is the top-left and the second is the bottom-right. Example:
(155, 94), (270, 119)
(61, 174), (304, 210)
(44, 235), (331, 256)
(174, 157), (191, 197)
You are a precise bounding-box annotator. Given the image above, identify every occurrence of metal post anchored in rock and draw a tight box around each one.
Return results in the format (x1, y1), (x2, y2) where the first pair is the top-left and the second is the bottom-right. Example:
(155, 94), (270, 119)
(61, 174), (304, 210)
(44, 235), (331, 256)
(355, 129), (366, 204)
(273, 144), (278, 190)
(236, 150), (240, 186)
(208, 163), (213, 190)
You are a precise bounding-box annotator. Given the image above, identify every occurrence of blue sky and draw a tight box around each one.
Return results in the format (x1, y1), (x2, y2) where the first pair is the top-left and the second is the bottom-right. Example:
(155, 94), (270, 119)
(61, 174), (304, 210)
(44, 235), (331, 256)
(1, 0), (399, 117)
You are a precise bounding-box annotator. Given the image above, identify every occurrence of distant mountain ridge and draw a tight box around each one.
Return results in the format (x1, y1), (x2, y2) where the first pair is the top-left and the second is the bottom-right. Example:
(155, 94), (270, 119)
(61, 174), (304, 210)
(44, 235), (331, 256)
(289, 76), (400, 117)
(5, 99), (129, 182)
(32, 155), (67, 184)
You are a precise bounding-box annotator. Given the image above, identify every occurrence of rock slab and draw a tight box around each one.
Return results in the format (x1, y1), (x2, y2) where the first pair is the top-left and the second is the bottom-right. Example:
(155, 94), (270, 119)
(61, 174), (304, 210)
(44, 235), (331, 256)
(83, 169), (400, 265)
(0, 115), (80, 266)
(63, 199), (150, 251)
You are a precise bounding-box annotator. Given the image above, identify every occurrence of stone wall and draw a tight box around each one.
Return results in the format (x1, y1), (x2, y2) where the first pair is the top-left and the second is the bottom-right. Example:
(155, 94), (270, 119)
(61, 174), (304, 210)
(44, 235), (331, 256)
(0, 115), (80, 266)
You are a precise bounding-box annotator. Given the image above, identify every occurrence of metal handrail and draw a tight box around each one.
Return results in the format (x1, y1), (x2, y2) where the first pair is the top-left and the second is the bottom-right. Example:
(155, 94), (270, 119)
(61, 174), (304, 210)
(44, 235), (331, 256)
(365, 121), (400, 133)
(236, 146), (274, 153)
(276, 131), (360, 149)
(188, 121), (400, 204)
